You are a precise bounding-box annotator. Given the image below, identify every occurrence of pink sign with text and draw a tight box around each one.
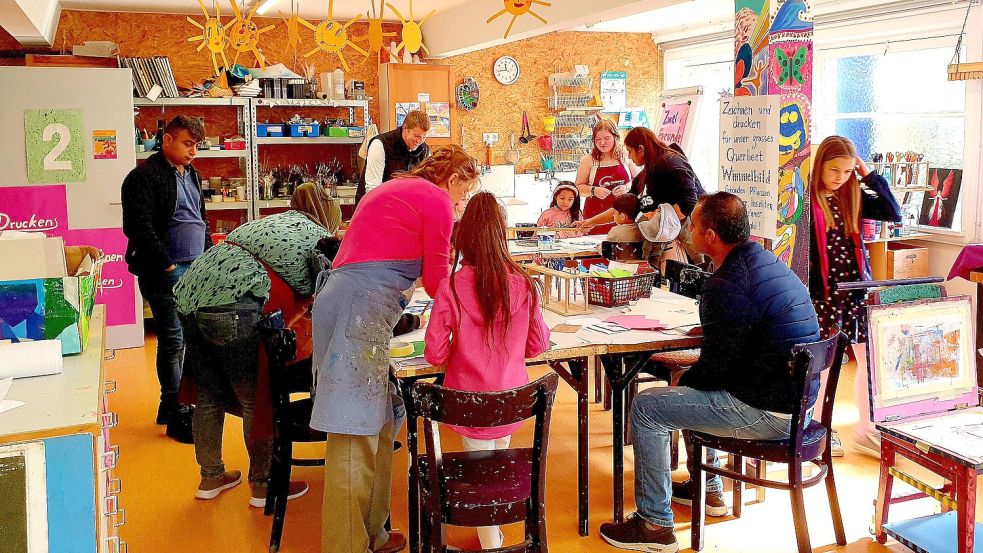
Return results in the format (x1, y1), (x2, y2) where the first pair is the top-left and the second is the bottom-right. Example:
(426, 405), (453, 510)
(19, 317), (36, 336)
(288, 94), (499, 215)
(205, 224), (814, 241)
(0, 185), (135, 326)
(656, 102), (692, 146)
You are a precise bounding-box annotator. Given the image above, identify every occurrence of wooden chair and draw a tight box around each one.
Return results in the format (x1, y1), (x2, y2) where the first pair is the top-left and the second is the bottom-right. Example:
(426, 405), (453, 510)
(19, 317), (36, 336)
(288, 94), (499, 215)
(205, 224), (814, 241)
(409, 373), (559, 553)
(689, 332), (849, 553)
(259, 315), (327, 553)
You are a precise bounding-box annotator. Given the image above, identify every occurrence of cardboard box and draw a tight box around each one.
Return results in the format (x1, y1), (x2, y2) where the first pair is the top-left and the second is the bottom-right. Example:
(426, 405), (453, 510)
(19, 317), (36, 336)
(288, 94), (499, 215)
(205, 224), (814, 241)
(0, 245), (102, 355)
(0, 234), (67, 280)
(887, 243), (929, 279)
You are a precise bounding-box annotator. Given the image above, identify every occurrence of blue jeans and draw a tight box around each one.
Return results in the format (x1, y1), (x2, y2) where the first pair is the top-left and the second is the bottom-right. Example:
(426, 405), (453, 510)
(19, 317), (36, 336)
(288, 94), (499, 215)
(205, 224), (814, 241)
(631, 386), (791, 528)
(138, 261), (192, 405)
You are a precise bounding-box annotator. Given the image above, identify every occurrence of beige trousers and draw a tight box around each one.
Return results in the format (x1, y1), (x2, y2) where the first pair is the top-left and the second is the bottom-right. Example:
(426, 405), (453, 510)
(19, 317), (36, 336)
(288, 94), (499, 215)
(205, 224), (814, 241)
(322, 422), (395, 553)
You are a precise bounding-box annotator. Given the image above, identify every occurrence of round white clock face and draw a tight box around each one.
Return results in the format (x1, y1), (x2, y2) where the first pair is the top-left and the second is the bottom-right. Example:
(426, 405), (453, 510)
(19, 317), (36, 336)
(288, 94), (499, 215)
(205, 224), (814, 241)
(493, 56), (520, 85)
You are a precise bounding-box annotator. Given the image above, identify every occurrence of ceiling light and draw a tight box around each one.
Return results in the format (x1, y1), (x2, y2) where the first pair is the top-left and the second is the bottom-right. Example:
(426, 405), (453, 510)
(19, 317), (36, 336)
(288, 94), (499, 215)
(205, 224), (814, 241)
(256, 0), (282, 16)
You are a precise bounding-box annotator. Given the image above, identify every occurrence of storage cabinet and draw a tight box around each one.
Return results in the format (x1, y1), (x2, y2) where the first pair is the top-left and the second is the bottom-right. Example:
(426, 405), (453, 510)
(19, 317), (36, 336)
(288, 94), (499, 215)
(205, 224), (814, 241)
(0, 307), (122, 553)
(378, 63), (456, 146)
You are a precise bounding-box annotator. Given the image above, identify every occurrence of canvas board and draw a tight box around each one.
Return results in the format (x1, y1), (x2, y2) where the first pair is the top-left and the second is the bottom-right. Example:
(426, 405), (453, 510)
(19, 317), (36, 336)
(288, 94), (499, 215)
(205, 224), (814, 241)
(0, 441), (49, 553)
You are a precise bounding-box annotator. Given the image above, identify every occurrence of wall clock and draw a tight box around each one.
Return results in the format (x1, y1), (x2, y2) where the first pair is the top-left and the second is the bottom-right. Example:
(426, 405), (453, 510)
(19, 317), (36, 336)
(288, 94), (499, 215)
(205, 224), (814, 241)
(493, 55), (520, 85)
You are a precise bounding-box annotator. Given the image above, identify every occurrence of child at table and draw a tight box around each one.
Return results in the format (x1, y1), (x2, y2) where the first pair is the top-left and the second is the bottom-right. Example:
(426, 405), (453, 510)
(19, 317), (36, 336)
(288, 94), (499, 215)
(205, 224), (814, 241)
(606, 193), (645, 242)
(425, 191), (551, 549)
(537, 181), (585, 238)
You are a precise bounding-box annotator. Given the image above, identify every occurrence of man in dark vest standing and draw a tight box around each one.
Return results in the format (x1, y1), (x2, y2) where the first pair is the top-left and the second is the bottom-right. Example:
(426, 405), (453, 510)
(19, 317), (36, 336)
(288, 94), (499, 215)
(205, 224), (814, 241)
(356, 110), (431, 204)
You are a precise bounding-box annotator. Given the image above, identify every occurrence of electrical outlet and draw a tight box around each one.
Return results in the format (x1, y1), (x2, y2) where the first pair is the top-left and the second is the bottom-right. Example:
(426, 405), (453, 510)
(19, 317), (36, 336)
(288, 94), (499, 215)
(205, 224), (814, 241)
(482, 132), (499, 145)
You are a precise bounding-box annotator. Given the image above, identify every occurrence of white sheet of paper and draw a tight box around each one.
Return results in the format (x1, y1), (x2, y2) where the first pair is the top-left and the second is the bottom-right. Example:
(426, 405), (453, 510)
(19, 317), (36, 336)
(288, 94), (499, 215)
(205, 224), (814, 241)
(0, 377), (26, 416)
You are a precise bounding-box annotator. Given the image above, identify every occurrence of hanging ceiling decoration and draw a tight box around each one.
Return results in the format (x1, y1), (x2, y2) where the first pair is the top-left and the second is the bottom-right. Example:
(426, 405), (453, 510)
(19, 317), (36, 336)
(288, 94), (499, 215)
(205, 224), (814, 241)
(187, 0), (230, 75)
(302, 0), (369, 72)
(358, 0), (398, 62)
(226, 0), (276, 69)
(386, 0), (436, 57)
(487, 0), (551, 40)
(280, 0), (310, 56)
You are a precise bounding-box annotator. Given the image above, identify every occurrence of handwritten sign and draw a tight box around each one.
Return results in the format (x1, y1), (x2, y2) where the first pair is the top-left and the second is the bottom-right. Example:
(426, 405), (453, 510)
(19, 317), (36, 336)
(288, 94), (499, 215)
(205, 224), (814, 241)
(719, 95), (780, 240)
(656, 102), (691, 146)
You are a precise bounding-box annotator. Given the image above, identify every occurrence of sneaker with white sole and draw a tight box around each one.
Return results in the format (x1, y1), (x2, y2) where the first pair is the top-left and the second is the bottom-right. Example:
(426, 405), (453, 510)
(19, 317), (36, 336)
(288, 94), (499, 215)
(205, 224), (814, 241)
(195, 470), (242, 500)
(670, 480), (728, 517)
(830, 430), (845, 458)
(249, 481), (309, 508)
(599, 513), (679, 552)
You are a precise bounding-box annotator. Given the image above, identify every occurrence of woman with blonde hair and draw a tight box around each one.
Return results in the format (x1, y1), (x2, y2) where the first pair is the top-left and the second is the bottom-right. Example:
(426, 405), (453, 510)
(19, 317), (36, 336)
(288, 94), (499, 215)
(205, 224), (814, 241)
(311, 144), (480, 553)
(575, 119), (641, 235)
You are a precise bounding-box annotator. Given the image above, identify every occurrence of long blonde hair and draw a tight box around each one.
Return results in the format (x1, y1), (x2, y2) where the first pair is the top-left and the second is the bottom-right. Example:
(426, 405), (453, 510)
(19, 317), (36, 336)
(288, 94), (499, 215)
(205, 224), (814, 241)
(591, 119), (628, 164)
(812, 136), (862, 236)
(396, 144), (479, 187)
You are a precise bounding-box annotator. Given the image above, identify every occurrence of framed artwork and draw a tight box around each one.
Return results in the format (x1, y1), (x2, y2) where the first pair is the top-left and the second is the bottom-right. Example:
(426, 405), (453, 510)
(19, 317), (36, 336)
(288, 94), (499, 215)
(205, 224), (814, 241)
(0, 441), (49, 553)
(917, 167), (963, 229)
(867, 296), (975, 408)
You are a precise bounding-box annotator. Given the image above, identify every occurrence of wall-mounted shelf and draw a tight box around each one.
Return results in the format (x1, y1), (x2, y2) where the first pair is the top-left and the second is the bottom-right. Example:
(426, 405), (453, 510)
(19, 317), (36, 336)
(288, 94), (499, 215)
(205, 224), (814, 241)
(204, 201), (249, 211)
(135, 97), (250, 107)
(136, 149), (250, 159)
(255, 136), (363, 145)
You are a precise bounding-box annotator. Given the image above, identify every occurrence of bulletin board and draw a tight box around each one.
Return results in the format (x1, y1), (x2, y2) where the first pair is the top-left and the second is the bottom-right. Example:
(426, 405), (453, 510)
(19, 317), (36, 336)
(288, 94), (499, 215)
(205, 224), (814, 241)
(0, 67), (142, 350)
(654, 86), (703, 155)
(378, 63), (456, 146)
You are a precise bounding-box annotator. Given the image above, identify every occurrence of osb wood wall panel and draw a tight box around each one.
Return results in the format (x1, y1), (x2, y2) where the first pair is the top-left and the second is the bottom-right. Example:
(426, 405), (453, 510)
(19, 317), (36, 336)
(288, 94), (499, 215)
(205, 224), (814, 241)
(444, 32), (663, 173)
(54, 10), (401, 126)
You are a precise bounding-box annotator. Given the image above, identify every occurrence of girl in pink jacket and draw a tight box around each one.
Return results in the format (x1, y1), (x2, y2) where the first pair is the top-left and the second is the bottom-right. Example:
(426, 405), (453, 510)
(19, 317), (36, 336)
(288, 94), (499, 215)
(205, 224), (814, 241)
(424, 191), (551, 549)
(537, 181), (586, 238)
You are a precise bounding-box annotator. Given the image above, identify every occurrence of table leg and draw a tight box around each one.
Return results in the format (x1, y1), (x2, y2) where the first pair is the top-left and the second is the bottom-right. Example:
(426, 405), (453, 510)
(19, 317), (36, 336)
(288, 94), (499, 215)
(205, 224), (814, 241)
(397, 378), (421, 553)
(602, 355), (627, 523)
(873, 438), (896, 545)
(576, 358), (591, 535)
(956, 464), (977, 553)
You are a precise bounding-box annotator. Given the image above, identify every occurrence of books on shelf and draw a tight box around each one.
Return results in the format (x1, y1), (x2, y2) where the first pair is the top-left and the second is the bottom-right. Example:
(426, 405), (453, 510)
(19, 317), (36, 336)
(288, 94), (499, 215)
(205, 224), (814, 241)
(119, 56), (180, 98)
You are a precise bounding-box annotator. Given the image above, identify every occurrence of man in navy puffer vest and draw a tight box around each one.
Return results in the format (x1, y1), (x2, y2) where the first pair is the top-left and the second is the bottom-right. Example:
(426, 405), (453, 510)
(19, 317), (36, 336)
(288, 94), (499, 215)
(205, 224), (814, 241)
(601, 192), (820, 553)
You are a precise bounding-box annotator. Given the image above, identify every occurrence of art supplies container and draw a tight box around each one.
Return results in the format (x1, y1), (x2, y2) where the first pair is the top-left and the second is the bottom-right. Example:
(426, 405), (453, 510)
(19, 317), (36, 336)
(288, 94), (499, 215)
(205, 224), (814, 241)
(587, 267), (658, 307)
(537, 230), (556, 251)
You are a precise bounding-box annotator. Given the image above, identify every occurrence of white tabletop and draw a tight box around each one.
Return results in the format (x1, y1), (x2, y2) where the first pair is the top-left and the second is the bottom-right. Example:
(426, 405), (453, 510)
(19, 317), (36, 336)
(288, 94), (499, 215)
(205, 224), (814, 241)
(0, 306), (105, 440)
(508, 236), (605, 260)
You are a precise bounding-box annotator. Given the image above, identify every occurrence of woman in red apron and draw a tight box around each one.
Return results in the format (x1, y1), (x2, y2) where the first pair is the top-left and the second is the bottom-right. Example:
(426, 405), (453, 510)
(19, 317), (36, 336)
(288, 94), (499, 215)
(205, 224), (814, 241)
(575, 120), (640, 235)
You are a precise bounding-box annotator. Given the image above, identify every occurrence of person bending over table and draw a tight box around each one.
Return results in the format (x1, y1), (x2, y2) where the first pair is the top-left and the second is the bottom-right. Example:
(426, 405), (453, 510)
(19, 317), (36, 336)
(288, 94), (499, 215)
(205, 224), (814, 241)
(599, 192), (820, 553)
(311, 145), (479, 553)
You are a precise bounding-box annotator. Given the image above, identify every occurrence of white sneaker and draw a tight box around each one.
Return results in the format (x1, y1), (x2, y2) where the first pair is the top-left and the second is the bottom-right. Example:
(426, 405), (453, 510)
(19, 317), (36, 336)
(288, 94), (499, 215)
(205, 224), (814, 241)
(830, 430), (845, 458)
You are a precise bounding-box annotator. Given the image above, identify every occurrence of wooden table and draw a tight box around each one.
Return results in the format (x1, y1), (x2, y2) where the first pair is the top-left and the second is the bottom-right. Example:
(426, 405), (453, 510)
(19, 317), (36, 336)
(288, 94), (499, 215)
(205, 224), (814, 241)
(507, 236), (604, 263)
(392, 288), (701, 547)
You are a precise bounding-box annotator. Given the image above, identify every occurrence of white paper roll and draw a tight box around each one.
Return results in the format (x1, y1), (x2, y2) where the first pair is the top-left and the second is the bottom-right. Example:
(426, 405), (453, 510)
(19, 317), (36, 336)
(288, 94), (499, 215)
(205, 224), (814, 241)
(0, 340), (64, 380)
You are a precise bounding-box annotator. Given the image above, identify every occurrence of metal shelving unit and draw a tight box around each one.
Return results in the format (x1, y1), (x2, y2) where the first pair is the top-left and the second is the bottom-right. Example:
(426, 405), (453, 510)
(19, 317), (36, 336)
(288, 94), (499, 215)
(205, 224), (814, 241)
(548, 74), (596, 172)
(255, 136), (363, 145)
(136, 149), (249, 160)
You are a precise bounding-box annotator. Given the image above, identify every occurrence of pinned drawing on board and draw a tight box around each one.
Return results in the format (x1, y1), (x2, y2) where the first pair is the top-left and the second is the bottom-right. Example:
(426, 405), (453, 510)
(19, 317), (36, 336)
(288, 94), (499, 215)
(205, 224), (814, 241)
(487, 0), (551, 40)
(386, 0), (436, 57)
(226, 0), (275, 69)
(187, 0), (230, 75)
(356, 0), (397, 62)
(301, 0), (368, 72)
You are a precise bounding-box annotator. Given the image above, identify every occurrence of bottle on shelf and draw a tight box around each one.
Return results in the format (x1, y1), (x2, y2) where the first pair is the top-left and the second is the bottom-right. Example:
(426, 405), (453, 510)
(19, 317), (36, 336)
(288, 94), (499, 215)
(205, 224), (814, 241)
(153, 119), (164, 151)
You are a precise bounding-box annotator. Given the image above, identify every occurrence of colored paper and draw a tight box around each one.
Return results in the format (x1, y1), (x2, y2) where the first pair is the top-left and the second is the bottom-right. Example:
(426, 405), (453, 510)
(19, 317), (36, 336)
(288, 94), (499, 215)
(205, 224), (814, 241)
(25, 109), (86, 183)
(92, 130), (118, 160)
(395, 102), (421, 127)
(656, 102), (692, 146)
(425, 102), (451, 138)
(605, 315), (666, 331)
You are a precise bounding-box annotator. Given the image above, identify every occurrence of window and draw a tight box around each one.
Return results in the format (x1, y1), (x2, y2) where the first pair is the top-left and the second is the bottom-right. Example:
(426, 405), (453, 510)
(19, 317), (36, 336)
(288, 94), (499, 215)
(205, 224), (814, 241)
(816, 46), (967, 232)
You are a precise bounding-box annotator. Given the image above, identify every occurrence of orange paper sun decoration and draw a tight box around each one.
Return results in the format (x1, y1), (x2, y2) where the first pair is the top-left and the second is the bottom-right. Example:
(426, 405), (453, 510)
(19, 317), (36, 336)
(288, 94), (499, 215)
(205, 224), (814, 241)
(226, 0), (276, 69)
(357, 0), (397, 62)
(302, 0), (369, 72)
(280, 0), (311, 56)
(487, 0), (551, 39)
(187, 0), (230, 75)
(386, 0), (436, 57)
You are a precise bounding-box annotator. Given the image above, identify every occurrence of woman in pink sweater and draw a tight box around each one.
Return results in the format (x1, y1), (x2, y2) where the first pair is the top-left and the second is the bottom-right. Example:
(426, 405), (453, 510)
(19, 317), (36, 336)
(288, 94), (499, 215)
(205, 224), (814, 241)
(424, 191), (551, 550)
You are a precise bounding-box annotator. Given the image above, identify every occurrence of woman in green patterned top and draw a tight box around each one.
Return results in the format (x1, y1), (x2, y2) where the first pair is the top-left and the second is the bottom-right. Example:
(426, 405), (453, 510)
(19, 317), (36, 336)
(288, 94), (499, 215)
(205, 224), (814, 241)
(173, 183), (337, 507)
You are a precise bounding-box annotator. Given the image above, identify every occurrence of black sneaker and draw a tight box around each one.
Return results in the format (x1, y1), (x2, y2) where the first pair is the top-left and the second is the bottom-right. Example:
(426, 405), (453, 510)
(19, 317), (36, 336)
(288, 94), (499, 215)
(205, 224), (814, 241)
(156, 401), (172, 425)
(599, 513), (678, 552)
(165, 405), (194, 444)
(671, 480), (728, 517)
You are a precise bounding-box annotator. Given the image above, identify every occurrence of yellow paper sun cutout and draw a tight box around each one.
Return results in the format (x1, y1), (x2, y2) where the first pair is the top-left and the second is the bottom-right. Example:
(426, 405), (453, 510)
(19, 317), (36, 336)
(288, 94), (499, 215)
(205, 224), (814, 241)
(487, 0), (551, 39)
(302, 0), (368, 72)
(386, 0), (436, 57)
(226, 0), (276, 69)
(187, 0), (230, 75)
(280, 0), (311, 55)
(357, 0), (397, 62)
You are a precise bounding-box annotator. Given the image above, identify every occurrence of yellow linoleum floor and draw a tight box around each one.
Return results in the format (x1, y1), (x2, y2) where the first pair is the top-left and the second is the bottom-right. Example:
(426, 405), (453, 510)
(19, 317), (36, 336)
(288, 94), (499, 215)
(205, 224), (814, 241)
(108, 335), (981, 552)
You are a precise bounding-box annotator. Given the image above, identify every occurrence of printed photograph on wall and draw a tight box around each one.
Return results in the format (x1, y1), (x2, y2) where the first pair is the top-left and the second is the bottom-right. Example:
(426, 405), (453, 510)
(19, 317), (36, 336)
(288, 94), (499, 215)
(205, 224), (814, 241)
(918, 167), (963, 229)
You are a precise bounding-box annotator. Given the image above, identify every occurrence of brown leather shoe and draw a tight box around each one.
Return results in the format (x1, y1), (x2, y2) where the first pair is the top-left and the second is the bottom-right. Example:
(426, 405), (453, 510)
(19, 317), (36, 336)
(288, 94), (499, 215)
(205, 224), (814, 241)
(374, 531), (407, 553)
(195, 470), (242, 500)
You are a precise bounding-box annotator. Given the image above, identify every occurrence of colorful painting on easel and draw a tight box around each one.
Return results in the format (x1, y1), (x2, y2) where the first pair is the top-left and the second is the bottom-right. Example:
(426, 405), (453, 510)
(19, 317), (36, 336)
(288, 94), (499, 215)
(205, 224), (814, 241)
(868, 297), (975, 403)
(918, 168), (962, 229)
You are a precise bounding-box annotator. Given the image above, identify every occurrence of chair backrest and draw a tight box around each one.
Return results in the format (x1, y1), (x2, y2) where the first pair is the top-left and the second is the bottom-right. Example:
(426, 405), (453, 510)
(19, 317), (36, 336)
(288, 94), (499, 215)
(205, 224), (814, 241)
(664, 259), (709, 299)
(788, 332), (848, 456)
(258, 311), (299, 418)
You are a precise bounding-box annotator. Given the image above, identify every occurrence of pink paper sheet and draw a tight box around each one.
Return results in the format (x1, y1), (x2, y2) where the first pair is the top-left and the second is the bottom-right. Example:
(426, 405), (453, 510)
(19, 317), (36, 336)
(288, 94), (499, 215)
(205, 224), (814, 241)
(605, 315), (666, 331)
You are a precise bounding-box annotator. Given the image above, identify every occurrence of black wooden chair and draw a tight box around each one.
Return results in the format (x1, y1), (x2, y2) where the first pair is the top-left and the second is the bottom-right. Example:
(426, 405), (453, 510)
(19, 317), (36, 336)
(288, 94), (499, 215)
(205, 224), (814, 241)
(689, 331), (849, 553)
(259, 314), (326, 553)
(409, 373), (559, 553)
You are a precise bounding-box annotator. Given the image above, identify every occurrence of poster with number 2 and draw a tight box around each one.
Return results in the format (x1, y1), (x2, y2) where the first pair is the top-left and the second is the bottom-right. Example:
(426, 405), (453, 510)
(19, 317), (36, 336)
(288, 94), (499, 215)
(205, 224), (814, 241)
(25, 109), (86, 184)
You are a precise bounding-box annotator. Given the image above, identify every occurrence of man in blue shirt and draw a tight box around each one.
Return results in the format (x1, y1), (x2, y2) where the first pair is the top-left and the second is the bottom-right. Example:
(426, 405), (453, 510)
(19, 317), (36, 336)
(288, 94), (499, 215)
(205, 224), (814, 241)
(122, 115), (212, 443)
(600, 192), (820, 552)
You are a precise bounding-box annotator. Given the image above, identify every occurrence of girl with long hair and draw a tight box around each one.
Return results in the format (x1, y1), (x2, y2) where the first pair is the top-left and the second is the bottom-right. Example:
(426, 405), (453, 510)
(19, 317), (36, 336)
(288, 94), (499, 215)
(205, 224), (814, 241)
(312, 144), (479, 553)
(537, 181), (585, 238)
(575, 119), (641, 235)
(424, 191), (551, 550)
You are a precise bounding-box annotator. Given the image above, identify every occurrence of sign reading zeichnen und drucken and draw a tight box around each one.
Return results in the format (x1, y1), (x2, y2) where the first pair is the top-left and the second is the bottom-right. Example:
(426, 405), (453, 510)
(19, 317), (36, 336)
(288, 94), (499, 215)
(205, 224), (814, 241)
(719, 94), (780, 240)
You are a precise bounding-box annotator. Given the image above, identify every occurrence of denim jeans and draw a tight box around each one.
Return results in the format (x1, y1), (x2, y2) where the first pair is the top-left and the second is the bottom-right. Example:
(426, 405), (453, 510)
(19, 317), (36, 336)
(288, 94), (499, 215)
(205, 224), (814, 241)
(138, 261), (192, 405)
(630, 386), (791, 528)
(180, 296), (270, 483)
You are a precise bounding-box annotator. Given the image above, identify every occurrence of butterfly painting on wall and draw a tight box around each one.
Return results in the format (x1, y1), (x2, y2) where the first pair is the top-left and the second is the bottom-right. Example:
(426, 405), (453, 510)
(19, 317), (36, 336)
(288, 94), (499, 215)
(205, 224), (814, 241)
(918, 168), (963, 229)
(774, 45), (807, 86)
